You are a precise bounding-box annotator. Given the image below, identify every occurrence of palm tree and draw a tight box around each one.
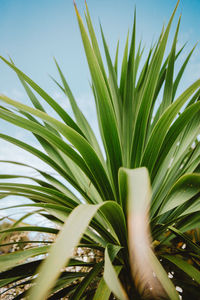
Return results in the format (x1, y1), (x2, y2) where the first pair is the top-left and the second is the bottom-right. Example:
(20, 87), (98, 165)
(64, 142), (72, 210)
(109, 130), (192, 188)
(0, 1), (199, 299)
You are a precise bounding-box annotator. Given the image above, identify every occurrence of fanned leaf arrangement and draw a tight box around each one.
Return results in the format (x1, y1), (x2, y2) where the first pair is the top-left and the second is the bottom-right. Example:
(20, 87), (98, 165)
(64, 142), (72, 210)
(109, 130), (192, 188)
(0, 0), (199, 298)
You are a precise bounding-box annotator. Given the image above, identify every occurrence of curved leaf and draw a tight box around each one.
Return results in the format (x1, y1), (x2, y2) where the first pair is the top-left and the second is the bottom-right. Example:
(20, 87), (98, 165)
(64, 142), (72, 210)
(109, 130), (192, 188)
(159, 173), (200, 214)
(123, 167), (179, 299)
(103, 245), (128, 300)
(28, 201), (126, 300)
(0, 246), (49, 272)
(162, 254), (200, 284)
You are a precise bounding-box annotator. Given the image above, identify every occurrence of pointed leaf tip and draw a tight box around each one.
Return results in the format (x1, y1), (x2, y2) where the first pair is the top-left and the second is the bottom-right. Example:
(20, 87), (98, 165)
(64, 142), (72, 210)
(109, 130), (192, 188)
(73, 0), (81, 18)
(175, 0), (180, 11)
(73, 0), (78, 12)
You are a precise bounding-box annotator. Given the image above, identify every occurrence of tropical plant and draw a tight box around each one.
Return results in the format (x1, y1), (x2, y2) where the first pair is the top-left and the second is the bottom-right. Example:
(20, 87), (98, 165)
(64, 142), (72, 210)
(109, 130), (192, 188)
(0, 0), (199, 299)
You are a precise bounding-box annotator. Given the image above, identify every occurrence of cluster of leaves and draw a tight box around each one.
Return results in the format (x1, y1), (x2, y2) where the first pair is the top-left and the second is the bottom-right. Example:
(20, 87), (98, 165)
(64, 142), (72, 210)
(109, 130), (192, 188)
(0, 220), (32, 299)
(0, 219), (30, 254)
(0, 1), (199, 299)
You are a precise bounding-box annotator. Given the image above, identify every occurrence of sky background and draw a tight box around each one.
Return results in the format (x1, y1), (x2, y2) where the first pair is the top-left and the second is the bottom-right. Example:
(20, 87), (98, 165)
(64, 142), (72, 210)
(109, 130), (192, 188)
(0, 0), (200, 96)
(0, 0), (199, 221)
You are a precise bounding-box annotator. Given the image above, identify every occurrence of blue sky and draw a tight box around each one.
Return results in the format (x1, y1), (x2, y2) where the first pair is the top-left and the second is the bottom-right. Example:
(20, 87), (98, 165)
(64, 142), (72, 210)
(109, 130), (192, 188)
(0, 0), (199, 220)
(0, 0), (200, 97)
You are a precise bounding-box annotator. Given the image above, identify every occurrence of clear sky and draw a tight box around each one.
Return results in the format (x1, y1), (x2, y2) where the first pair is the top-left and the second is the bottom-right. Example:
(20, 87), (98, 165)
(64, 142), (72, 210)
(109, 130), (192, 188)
(0, 0), (199, 220)
(0, 0), (200, 98)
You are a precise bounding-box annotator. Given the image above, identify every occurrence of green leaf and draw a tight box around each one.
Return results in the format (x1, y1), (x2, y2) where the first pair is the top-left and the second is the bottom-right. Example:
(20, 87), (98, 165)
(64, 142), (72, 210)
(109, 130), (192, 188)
(168, 226), (200, 255)
(0, 182), (77, 207)
(100, 25), (122, 134)
(0, 226), (58, 235)
(0, 203), (71, 222)
(0, 246), (49, 272)
(122, 9), (136, 167)
(160, 16), (180, 112)
(70, 261), (103, 300)
(84, 1), (108, 82)
(114, 40), (119, 75)
(93, 277), (111, 300)
(123, 167), (179, 299)
(130, 1), (180, 167)
(28, 201), (126, 300)
(0, 99), (113, 200)
(0, 260), (42, 281)
(120, 30), (129, 100)
(53, 58), (104, 163)
(152, 102), (200, 186)
(142, 79), (200, 175)
(0, 134), (90, 201)
(103, 244), (128, 300)
(159, 173), (200, 214)
(0, 56), (84, 136)
(0, 277), (22, 288)
(99, 201), (127, 247)
(74, 3), (122, 199)
(162, 254), (200, 284)
(0, 161), (80, 202)
(28, 204), (99, 300)
(172, 45), (197, 100)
